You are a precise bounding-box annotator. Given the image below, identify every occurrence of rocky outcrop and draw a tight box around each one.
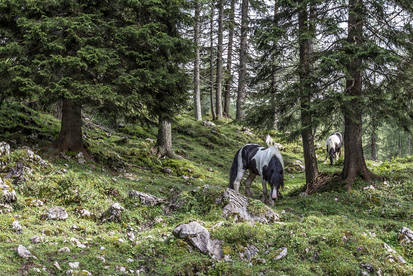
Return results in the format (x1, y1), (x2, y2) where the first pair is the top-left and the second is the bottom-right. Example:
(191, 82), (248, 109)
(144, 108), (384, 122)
(173, 221), (223, 260)
(218, 188), (279, 224)
(128, 190), (165, 206)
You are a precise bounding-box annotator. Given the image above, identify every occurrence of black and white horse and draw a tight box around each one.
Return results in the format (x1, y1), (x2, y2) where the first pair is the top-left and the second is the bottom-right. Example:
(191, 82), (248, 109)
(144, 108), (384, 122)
(325, 132), (343, 165)
(229, 135), (284, 205)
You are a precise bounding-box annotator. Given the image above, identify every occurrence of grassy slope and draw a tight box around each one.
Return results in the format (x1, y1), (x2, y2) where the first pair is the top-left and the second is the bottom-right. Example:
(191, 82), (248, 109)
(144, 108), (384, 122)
(0, 104), (412, 275)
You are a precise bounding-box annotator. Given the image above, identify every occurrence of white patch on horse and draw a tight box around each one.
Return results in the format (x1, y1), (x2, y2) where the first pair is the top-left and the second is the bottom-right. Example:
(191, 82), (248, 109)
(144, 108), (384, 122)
(252, 146), (284, 176)
(326, 135), (340, 152)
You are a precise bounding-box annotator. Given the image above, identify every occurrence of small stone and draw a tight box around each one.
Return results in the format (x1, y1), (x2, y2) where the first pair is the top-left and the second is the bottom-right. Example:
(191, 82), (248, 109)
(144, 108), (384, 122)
(54, 261), (62, 271)
(77, 152), (85, 164)
(224, 255), (232, 262)
(118, 266), (126, 272)
(58, 247), (71, 253)
(127, 258), (134, 263)
(32, 268), (41, 273)
(46, 206), (68, 220)
(17, 245), (36, 259)
(96, 255), (106, 263)
(127, 232), (136, 242)
(101, 203), (124, 223)
(70, 237), (87, 248)
(68, 262), (79, 269)
(30, 236), (44, 244)
(363, 185), (375, 190)
(202, 121), (216, 127)
(79, 208), (91, 218)
(273, 247), (287, 260)
(162, 168), (173, 174)
(12, 220), (22, 233)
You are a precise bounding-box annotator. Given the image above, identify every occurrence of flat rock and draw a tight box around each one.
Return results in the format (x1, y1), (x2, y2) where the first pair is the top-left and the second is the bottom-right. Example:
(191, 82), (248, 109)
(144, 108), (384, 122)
(100, 203), (124, 223)
(46, 206), (68, 220)
(219, 188), (279, 224)
(173, 221), (223, 260)
(128, 190), (165, 206)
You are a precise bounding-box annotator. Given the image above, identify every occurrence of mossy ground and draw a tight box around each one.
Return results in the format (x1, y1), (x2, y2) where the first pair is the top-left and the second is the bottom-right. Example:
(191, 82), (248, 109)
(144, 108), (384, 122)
(0, 105), (412, 275)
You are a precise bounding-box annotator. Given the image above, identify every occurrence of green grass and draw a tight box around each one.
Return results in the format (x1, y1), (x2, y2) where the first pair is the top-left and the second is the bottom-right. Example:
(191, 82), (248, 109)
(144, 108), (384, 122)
(0, 105), (412, 275)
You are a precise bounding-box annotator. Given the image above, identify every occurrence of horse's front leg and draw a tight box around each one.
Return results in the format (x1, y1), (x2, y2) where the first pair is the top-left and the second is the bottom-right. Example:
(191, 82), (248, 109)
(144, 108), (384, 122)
(245, 172), (256, 198)
(261, 179), (274, 205)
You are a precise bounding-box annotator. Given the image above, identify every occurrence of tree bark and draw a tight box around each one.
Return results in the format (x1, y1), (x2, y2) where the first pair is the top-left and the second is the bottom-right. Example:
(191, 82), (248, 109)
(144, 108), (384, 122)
(342, 0), (377, 189)
(236, 0), (249, 121)
(223, 0), (236, 118)
(155, 116), (177, 158)
(54, 99), (84, 153)
(299, 2), (319, 192)
(215, 0), (224, 120)
(194, 0), (202, 121)
(209, 4), (216, 120)
(271, 2), (279, 129)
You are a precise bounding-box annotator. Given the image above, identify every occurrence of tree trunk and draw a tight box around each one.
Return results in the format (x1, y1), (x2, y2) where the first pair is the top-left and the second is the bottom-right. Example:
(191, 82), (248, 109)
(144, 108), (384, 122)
(370, 120), (377, 160)
(223, 0), (236, 118)
(194, 0), (202, 121)
(155, 116), (177, 158)
(209, 4), (216, 120)
(236, 0), (249, 121)
(342, 0), (377, 189)
(271, 2), (279, 129)
(215, 0), (224, 120)
(54, 99), (84, 153)
(299, 2), (318, 192)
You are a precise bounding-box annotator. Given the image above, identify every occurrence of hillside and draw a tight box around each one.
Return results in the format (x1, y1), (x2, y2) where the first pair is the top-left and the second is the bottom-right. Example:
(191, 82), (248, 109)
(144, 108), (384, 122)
(0, 104), (412, 275)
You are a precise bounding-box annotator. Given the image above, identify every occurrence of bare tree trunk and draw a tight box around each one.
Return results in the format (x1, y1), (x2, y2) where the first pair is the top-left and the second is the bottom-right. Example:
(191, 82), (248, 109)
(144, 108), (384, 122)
(154, 116), (178, 158)
(271, 2), (278, 129)
(215, 0), (224, 120)
(223, 0), (236, 118)
(54, 99), (84, 153)
(370, 119), (377, 160)
(194, 0), (202, 121)
(342, 0), (378, 189)
(299, 2), (319, 193)
(209, 4), (216, 120)
(236, 0), (249, 121)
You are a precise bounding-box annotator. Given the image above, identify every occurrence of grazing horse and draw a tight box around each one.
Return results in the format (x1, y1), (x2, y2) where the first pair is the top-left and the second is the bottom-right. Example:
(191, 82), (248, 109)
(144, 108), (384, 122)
(229, 135), (284, 205)
(325, 132), (343, 165)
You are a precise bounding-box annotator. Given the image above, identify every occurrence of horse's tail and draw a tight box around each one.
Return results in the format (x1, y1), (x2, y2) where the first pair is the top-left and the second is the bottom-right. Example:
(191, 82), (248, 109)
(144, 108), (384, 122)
(229, 148), (242, 189)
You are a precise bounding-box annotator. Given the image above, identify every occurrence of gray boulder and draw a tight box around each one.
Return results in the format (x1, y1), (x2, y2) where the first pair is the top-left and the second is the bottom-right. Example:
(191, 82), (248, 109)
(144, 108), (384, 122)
(101, 203), (124, 223)
(128, 190), (165, 206)
(219, 188), (279, 224)
(173, 221), (223, 260)
(240, 244), (259, 261)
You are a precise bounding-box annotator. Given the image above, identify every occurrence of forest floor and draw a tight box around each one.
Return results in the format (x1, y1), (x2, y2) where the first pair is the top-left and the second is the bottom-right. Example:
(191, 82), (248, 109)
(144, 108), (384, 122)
(0, 102), (412, 275)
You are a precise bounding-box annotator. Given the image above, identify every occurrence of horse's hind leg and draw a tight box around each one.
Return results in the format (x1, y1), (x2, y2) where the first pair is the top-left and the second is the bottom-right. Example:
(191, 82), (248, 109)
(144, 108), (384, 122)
(245, 172), (256, 197)
(233, 168), (245, 193)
